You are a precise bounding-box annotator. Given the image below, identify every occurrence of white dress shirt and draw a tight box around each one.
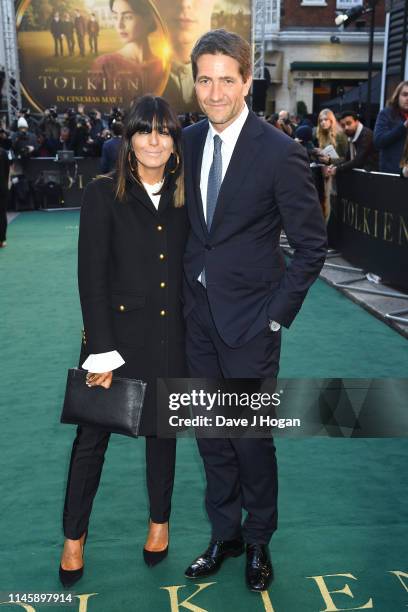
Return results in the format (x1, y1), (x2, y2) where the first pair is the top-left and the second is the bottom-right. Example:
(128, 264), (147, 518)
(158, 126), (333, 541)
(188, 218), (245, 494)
(82, 180), (163, 372)
(200, 104), (249, 219)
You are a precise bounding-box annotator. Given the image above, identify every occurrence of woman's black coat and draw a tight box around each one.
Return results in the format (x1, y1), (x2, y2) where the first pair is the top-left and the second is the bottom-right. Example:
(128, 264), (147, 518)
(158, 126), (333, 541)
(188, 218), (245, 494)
(77, 174), (189, 435)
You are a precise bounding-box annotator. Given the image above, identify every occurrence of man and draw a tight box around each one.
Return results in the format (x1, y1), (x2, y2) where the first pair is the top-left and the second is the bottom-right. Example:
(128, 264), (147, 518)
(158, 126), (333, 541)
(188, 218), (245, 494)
(62, 13), (75, 56)
(374, 80), (408, 173)
(74, 10), (86, 57)
(328, 110), (378, 177)
(155, 0), (215, 110)
(100, 121), (122, 173)
(11, 117), (37, 159)
(277, 109), (295, 137)
(0, 145), (10, 247)
(39, 107), (61, 141)
(87, 13), (100, 55)
(50, 12), (64, 57)
(182, 30), (327, 592)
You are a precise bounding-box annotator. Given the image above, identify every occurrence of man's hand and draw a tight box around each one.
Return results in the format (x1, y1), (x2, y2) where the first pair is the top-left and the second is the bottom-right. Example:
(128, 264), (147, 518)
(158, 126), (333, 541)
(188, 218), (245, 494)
(404, 119), (408, 128)
(86, 371), (113, 389)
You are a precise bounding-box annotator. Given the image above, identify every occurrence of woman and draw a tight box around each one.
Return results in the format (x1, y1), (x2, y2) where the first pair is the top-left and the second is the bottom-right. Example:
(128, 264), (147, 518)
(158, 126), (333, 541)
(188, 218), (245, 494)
(374, 80), (408, 174)
(91, 0), (166, 101)
(315, 109), (348, 221)
(59, 95), (188, 587)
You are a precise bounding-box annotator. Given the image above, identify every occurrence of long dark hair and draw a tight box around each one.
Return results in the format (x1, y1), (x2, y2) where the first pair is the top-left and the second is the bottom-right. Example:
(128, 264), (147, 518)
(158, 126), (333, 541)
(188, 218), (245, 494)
(387, 80), (408, 116)
(115, 95), (184, 207)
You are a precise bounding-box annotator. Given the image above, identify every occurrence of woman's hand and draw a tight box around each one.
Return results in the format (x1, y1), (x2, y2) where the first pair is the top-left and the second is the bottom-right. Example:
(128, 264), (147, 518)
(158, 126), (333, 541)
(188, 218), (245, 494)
(86, 371), (113, 389)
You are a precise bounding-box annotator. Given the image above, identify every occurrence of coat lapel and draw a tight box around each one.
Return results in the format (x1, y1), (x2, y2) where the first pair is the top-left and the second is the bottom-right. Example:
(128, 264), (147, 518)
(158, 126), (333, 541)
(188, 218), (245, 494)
(128, 179), (158, 216)
(210, 112), (264, 235)
(158, 183), (175, 215)
(128, 178), (174, 217)
(191, 120), (210, 237)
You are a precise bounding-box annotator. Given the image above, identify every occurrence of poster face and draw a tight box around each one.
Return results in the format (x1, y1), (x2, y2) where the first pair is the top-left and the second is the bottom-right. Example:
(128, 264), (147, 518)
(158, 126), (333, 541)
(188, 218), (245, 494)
(15, 0), (251, 113)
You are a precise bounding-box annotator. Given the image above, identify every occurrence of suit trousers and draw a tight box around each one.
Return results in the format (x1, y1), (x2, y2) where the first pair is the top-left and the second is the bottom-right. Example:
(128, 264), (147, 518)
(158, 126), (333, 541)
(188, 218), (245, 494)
(63, 426), (176, 539)
(185, 282), (280, 545)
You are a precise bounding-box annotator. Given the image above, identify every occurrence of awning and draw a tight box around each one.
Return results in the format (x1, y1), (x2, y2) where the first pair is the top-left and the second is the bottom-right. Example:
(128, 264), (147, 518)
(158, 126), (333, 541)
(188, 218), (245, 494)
(290, 61), (382, 72)
(325, 72), (382, 108)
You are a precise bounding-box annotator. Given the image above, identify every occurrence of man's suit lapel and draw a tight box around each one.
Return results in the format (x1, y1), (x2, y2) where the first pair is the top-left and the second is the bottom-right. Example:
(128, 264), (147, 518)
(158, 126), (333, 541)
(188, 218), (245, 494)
(191, 120), (209, 237)
(210, 112), (264, 234)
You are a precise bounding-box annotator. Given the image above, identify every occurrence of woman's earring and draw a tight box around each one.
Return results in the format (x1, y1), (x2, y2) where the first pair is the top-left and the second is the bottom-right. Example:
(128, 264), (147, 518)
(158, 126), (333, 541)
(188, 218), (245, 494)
(128, 150), (137, 175)
(168, 152), (180, 174)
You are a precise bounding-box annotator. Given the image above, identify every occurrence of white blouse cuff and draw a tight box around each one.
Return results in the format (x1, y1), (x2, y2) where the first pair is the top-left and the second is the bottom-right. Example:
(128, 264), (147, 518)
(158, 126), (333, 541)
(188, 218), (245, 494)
(82, 350), (125, 373)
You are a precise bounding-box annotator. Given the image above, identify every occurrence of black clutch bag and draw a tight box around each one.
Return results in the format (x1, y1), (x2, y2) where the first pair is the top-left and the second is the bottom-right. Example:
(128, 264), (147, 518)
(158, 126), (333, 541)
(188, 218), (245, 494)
(60, 368), (147, 438)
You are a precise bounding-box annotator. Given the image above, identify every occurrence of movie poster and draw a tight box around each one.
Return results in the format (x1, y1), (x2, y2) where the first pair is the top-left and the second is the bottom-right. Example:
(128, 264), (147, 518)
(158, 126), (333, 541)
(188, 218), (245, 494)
(15, 0), (251, 113)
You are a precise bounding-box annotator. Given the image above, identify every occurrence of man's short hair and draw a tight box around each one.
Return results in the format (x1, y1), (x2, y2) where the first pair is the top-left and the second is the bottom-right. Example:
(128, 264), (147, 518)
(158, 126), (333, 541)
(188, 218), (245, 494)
(339, 110), (359, 121)
(111, 121), (123, 137)
(191, 29), (252, 83)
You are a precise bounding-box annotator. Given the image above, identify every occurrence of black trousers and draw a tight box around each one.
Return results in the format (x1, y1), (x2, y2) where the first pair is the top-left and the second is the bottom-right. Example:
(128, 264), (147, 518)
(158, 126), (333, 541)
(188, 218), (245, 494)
(76, 34), (85, 56)
(185, 282), (280, 545)
(89, 33), (98, 53)
(0, 189), (8, 242)
(63, 426), (176, 540)
(53, 35), (63, 57)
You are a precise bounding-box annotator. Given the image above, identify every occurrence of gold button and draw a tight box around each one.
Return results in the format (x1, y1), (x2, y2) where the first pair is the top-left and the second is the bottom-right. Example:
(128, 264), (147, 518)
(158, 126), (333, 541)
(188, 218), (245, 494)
(160, 310), (166, 316)
(157, 225), (163, 231)
(159, 253), (165, 260)
(119, 304), (125, 311)
(160, 282), (166, 288)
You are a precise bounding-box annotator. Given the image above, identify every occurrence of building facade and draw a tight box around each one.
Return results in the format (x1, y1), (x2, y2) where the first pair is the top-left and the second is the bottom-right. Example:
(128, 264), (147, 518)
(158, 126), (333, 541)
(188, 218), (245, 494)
(259, 0), (386, 115)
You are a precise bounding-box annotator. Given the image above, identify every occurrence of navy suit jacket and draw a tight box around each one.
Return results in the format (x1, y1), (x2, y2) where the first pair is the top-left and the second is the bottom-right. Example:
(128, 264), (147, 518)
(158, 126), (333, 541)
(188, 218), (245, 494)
(100, 137), (121, 174)
(182, 111), (327, 348)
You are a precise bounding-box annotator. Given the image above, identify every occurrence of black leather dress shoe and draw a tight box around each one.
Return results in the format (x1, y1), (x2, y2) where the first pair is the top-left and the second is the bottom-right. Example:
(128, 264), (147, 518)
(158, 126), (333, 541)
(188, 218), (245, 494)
(246, 544), (273, 592)
(185, 538), (244, 578)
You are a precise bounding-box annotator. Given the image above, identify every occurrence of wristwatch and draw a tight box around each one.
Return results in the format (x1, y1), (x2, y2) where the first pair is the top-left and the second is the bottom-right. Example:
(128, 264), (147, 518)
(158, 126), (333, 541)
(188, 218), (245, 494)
(269, 320), (281, 332)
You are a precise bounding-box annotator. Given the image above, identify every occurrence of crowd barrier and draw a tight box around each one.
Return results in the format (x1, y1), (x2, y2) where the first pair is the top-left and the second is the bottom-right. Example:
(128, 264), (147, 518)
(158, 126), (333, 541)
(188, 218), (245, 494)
(11, 156), (99, 209)
(328, 169), (408, 291)
(13, 159), (408, 291)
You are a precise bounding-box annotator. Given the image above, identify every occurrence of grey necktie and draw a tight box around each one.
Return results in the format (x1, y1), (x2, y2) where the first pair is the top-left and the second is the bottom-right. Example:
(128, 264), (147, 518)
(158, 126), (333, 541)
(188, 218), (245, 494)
(201, 135), (222, 287)
(206, 134), (223, 230)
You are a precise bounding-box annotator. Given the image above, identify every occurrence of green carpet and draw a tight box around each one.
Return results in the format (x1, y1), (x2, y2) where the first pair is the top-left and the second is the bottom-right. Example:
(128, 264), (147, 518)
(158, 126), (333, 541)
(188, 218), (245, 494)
(1, 211), (407, 612)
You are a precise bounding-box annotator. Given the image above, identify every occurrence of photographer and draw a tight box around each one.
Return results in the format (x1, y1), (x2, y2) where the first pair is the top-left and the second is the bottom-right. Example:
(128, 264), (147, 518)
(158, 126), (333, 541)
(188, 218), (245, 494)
(108, 106), (124, 129)
(100, 121), (122, 173)
(278, 110), (296, 137)
(88, 109), (105, 141)
(71, 116), (93, 157)
(63, 108), (77, 132)
(11, 118), (38, 160)
(39, 107), (61, 141)
(11, 109), (39, 135)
